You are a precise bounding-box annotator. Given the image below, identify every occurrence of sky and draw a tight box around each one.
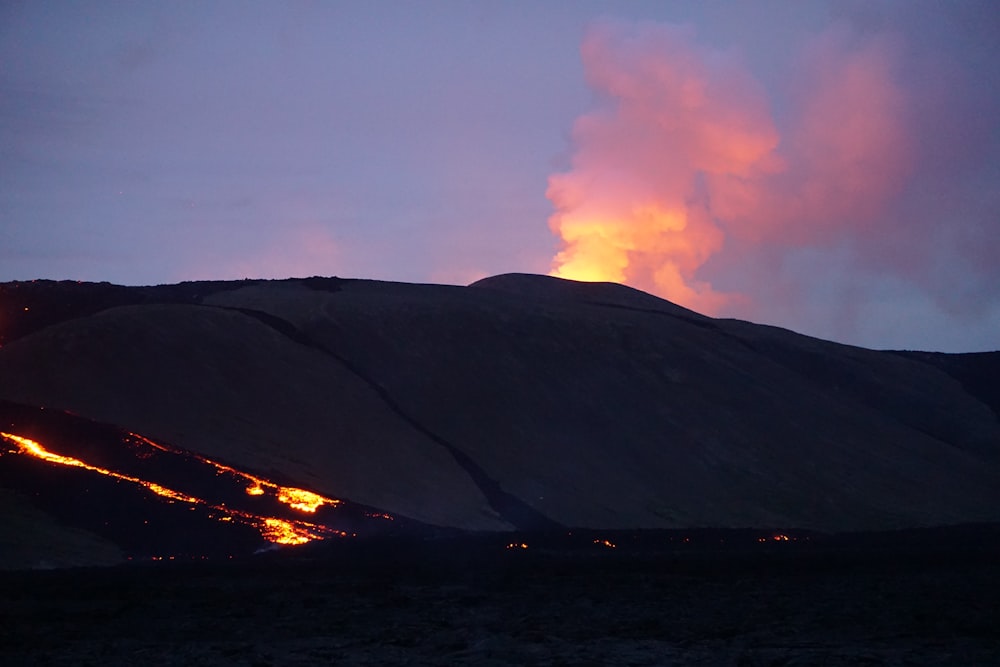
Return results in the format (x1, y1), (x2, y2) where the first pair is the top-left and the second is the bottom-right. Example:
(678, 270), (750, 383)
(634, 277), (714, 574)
(2, 1), (998, 352)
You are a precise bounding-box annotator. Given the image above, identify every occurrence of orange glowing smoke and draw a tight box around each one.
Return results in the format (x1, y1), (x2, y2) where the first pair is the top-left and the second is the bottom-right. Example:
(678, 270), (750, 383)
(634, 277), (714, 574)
(548, 21), (777, 313)
(548, 21), (910, 316)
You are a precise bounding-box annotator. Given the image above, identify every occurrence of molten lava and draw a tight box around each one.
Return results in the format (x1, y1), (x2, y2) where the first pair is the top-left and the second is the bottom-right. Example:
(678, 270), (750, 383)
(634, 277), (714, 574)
(127, 432), (339, 514)
(1, 430), (351, 547)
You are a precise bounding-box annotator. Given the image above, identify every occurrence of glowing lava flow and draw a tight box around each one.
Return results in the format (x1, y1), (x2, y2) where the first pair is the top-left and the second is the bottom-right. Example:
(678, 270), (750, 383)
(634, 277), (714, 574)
(0, 431), (345, 546)
(127, 433), (338, 513)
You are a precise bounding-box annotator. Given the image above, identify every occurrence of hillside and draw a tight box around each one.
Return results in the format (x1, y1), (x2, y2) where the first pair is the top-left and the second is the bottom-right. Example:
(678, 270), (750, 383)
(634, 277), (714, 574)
(1, 274), (998, 566)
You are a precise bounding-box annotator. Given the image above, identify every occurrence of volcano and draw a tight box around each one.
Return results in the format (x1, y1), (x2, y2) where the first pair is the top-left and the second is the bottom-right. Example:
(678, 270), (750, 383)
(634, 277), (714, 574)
(1, 274), (998, 568)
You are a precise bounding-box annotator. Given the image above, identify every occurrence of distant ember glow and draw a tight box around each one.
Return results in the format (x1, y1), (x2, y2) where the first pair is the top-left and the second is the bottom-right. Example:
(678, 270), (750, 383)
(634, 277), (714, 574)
(1, 430), (350, 546)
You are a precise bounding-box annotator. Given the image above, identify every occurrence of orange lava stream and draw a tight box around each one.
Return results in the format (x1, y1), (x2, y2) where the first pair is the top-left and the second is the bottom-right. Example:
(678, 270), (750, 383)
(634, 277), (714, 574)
(127, 433), (340, 513)
(1, 431), (344, 546)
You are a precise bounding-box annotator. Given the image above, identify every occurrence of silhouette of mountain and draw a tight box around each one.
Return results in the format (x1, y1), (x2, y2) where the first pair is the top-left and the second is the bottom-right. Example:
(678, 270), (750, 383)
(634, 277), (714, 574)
(1, 274), (997, 567)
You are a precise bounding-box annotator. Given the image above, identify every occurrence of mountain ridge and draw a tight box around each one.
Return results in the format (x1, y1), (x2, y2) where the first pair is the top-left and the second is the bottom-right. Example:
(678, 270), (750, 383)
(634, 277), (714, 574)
(1, 274), (998, 566)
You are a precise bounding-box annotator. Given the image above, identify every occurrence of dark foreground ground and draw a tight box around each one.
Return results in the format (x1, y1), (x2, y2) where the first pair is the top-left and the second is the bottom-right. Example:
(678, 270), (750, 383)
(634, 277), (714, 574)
(3, 531), (999, 666)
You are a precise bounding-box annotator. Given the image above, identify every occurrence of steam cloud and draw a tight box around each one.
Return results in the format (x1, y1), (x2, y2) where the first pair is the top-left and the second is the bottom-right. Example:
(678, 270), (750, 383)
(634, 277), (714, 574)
(548, 18), (995, 340)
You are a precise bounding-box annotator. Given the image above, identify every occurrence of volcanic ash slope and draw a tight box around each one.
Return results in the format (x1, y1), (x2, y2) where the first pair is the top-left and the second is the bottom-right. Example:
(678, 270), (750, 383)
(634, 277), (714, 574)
(1, 273), (998, 532)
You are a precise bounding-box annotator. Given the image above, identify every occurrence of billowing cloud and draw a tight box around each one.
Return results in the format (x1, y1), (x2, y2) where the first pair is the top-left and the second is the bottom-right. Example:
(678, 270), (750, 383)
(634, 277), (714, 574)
(710, 25), (911, 246)
(548, 20), (920, 323)
(548, 21), (778, 314)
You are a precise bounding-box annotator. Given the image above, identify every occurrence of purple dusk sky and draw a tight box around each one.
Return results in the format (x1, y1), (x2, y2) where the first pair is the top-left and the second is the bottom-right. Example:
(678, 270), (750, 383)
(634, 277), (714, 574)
(2, 1), (998, 352)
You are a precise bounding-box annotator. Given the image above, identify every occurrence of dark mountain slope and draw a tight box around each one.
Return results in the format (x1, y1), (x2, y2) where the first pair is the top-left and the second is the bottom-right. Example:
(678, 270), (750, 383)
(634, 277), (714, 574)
(0, 303), (500, 531)
(199, 276), (999, 530)
(1, 274), (998, 551)
(892, 350), (1000, 420)
(0, 278), (287, 347)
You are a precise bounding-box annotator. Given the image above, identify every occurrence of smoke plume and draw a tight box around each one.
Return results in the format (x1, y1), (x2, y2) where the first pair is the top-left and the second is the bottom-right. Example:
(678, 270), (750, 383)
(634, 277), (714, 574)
(548, 20), (912, 319)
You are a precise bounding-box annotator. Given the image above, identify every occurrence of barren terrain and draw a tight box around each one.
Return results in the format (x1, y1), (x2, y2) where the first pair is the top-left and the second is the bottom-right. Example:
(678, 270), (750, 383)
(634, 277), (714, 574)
(4, 532), (999, 666)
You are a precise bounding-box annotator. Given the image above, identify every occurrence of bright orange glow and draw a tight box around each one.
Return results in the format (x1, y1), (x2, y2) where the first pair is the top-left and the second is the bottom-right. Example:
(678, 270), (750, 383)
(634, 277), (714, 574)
(276, 488), (327, 513)
(144, 483), (202, 504)
(548, 21), (910, 318)
(593, 538), (616, 549)
(261, 518), (313, 545)
(127, 432), (341, 513)
(505, 542), (528, 550)
(546, 22), (776, 313)
(2, 431), (91, 469)
(1, 430), (356, 547)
